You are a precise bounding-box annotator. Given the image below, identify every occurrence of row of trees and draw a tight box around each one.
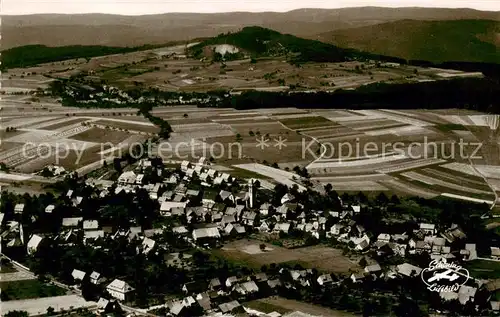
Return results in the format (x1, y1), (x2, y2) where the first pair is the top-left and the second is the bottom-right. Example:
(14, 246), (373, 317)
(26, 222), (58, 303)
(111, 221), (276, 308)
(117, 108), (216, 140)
(223, 77), (499, 112)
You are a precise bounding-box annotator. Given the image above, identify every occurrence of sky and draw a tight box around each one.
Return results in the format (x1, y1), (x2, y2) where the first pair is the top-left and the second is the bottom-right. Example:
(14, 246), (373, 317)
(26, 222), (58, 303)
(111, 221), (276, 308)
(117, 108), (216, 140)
(2, 0), (499, 15)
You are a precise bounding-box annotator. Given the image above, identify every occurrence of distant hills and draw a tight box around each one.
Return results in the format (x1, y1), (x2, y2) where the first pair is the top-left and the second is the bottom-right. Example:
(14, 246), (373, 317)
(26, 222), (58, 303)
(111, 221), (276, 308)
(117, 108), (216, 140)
(3, 7), (499, 49)
(188, 26), (397, 64)
(315, 19), (500, 63)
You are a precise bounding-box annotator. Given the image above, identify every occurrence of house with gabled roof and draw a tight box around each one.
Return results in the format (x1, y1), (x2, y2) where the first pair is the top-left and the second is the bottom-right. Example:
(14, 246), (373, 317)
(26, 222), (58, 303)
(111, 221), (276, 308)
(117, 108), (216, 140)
(62, 217), (83, 227)
(199, 172), (209, 182)
(327, 224), (345, 238)
(73, 196), (84, 207)
(83, 220), (99, 231)
(225, 276), (242, 287)
(192, 227), (221, 243)
(352, 235), (370, 251)
(213, 176), (224, 185)
(241, 211), (257, 226)
(140, 237), (156, 254)
(317, 274), (333, 286)
(491, 247), (500, 260)
(460, 243), (478, 261)
(118, 171), (137, 184)
(396, 263), (422, 277)
(419, 223), (436, 235)
(160, 201), (188, 213)
(224, 223), (246, 236)
(84, 230), (105, 243)
(219, 190), (234, 202)
(186, 189), (200, 197)
(107, 279), (134, 301)
(14, 204), (25, 214)
(274, 223), (291, 234)
(181, 160), (190, 172)
(392, 233), (409, 242)
(441, 224), (466, 243)
(208, 278), (222, 290)
(276, 204), (288, 215)
(182, 281), (208, 295)
(364, 263), (382, 274)
(259, 221), (271, 232)
(90, 271), (104, 284)
(72, 269), (86, 282)
(377, 233), (391, 243)
(221, 173), (232, 182)
(185, 168), (196, 178)
(235, 280), (259, 295)
(207, 169), (217, 178)
(194, 165), (203, 174)
(165, 175), (179, 185)
(219, 300), (241, 314)
(458, 285), (477, 305)
(350, 272), (367, 283)
(97, 297), (118, 313)
(281, 193), (295, 204)
(45, 205), (56, 214)
(259, 203), (271, 216)
(27, 234), (43, 255)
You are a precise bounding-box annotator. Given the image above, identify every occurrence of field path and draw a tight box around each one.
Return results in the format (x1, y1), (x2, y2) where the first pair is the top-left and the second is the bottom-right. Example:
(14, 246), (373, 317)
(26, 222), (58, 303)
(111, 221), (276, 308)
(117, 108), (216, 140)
(469, 160), (498, 211)
(273, 116), (327, 169)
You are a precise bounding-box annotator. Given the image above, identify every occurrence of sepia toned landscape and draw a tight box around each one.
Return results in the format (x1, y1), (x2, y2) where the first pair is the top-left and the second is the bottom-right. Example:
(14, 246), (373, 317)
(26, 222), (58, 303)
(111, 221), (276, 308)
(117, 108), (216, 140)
(1, 3), (500, 317)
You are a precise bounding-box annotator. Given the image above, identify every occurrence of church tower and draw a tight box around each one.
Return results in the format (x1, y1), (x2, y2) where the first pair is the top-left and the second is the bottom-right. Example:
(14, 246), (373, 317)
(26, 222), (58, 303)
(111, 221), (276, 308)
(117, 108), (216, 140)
(248, 179), (254, 209)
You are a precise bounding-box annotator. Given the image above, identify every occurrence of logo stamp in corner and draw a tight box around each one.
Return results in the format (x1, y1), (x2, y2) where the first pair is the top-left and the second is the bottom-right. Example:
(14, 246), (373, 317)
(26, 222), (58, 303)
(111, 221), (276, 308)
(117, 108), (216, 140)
(421, 258), (470, 292)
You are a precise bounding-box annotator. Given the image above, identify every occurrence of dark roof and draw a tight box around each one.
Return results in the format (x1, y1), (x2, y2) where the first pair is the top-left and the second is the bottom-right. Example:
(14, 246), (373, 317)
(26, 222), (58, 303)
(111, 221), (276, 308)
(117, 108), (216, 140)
(183, 281), (208, 294)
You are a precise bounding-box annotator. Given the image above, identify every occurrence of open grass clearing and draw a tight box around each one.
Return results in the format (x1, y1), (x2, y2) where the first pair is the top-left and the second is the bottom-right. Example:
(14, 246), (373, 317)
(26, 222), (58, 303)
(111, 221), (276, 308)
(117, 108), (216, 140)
(280, 116), (336, 130)
(419, 167), (491, 191)
(401, 171), (493, 196)
(375, 158), (447, 174)
(440, 193), (494, 205)
(166, 118), (212, 125)
(227, 166), (272, 180)
(227, 123), (301, 139)
(353, 109), (435, 127)
(70, 127), (132, 144)
(434, 123), (468, 132)
(312, 110), (360, 118)
(321, 180), (389, 191)
(208, 142), (315, 166)
(93, 120), (159, 133)
(364, 125), (436, 137)
(397, 175), (495, 202)
(338, 118), (404, 130)
(475, 165), (500, 179)
(212, 116), (273, 124)
(465, 260), (500, 279)
(309, 153), (407, 169)
(42, 118), (89, 130)
(2, 294), (97, 317)
(380, 178), (440, 198)
(397, 110), (451, 125)
(250, 297), (359, 317)
(0, 279), (67, 301)
(451, 130), (479, 141)
(171, 122), (232, 133)
(0, 261), (17, 273)
(16, 144), (107, 173)
(441, 162), (482, 177)
(213, 239), (358, 274)
(244, 299), (292, 314)
(0, 141), (24, 152)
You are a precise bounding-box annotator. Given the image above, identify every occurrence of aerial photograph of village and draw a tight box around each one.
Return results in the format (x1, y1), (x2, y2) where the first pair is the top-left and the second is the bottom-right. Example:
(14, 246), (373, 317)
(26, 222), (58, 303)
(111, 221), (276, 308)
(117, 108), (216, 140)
(0, 0), (499, 316)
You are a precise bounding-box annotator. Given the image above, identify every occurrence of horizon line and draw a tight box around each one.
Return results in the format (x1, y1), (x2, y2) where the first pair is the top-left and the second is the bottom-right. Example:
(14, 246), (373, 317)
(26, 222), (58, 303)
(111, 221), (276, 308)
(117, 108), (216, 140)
(3, 5), (499, 16)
